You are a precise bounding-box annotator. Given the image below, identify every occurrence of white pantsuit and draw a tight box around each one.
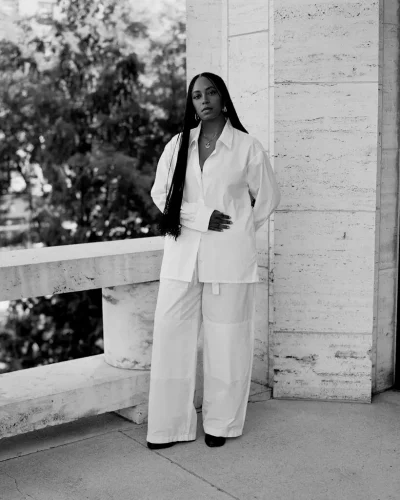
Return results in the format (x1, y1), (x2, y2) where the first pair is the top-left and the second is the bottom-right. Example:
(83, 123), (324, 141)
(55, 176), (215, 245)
(147, 256), (256, 443)
(147, 118), (280, 443)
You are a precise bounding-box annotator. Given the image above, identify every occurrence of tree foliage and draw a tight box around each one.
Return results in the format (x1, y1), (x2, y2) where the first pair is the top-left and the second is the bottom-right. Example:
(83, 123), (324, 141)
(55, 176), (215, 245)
(0, 0), (186, 373)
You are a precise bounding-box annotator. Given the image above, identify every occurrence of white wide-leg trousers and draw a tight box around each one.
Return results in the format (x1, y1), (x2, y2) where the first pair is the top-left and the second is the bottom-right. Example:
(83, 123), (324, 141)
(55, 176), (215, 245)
(146, 259), (256, 444)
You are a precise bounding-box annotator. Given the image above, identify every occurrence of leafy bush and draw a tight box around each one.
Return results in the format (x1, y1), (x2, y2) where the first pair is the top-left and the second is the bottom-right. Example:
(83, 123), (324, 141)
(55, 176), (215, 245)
(0, 0), (186, 372)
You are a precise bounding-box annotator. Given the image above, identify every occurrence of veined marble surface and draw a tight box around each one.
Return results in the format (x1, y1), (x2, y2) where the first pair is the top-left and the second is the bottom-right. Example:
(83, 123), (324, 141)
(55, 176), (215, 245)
(375, 267), (397, 391)
(274, 211), (376, 334)
(229, 31), (270, 145)
(382, 23), (399, 150)
(275, 82), (379, 211)
(275, 0), (379, 83)
(271, 331), (372, 401)
(229, 0), (269, 37)
(373, 0), (399, 391)
(378, 149), (399, 271)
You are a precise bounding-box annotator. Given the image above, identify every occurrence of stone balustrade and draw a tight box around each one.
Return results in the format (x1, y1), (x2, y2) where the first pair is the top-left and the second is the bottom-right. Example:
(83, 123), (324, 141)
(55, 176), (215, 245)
(0, 237), (164, 438)
(0, 236), (271, 439)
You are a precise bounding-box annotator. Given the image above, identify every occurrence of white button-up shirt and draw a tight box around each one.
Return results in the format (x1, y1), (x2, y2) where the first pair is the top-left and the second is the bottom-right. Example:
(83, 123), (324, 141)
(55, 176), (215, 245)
(151, 118), (281, 283)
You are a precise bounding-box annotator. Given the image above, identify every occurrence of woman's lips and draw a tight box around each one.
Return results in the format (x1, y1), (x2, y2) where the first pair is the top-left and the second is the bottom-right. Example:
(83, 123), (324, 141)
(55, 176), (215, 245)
(202, 108), (212, 113)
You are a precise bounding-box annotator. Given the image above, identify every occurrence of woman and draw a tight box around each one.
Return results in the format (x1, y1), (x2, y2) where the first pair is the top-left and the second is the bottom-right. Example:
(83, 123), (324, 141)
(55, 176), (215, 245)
(147, 72), (280, 450)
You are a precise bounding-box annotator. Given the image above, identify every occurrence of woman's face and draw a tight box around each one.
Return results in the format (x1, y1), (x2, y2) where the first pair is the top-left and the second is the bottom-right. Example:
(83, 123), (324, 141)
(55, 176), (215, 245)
(191, 76), (224, 122)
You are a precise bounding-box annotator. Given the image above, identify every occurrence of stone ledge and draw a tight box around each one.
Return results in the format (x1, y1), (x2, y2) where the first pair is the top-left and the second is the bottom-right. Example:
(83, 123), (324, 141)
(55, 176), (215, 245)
(0, 354), (150, 439)
(0, 236), (164, 301)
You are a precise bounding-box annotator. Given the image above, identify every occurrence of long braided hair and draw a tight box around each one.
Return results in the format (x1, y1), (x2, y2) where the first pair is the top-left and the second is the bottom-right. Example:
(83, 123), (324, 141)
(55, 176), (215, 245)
(158, 72), (248, 240)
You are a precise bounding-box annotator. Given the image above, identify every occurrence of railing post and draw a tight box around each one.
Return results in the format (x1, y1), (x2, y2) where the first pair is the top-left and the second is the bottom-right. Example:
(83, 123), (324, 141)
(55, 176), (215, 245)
(102, 281), (159, 423)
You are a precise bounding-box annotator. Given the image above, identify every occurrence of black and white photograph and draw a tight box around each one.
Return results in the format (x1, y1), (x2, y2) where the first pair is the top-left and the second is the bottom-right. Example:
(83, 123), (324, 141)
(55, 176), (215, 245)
(0, 1), (399, 499)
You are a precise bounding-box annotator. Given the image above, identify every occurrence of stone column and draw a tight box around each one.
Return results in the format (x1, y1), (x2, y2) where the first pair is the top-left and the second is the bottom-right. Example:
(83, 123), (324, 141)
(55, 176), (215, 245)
(102, 283), (159, 370)
(186, 0), (274, 390)
(272, 0), (382, 401)
(373, 0), (399, 393)
(102, 281), (159, 423)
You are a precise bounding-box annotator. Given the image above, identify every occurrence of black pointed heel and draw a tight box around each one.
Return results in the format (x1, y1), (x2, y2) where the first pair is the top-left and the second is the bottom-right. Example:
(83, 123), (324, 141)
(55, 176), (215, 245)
(147, 441), (176, 450)
(205, 433), (226, 447)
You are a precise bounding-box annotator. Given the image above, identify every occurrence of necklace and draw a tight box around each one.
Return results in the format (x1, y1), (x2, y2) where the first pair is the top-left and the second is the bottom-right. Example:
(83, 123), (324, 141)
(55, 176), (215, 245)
(200, 119), (226, 149)
(201, 130), (218, 149)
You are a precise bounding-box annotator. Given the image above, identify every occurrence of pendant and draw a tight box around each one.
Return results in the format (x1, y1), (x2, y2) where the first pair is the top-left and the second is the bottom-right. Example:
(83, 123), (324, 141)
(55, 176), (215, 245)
(205, 142), (211, 149)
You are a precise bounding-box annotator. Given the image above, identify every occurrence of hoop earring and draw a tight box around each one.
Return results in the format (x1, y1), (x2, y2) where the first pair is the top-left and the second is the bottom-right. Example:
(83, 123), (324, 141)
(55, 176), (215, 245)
(222, 106), (227, 113)
(195, 113), (199, 121)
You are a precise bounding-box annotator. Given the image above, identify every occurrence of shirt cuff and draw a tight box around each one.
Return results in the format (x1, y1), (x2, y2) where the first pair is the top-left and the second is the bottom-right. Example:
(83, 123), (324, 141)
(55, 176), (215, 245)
(195, 204), (214, 232)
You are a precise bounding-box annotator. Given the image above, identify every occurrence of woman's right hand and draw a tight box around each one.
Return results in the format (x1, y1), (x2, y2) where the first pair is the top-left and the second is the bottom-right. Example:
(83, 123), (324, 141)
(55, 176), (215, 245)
(208, 210), (232, 232)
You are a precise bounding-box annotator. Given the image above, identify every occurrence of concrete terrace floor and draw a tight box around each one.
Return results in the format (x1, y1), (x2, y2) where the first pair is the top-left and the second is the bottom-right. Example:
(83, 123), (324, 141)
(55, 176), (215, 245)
(0, 391), (399, 500)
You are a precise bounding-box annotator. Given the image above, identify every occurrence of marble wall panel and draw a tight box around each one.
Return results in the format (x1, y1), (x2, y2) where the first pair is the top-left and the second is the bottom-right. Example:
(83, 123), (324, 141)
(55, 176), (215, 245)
(374, 4), (399, 392)
(382, 23), (399, 150)
(186, 0), (225, 81)
(375, 267), (397, 392)
(227, 19), (273, 386)
(378, 149), (399, 270)
(271, 331), (372, 401)
(229, 0), (269, 37)
(275, 0), (379, 82)
(273, 0), (395, 398)
(228, 31), (269, 98)
(274, 211), (376, 333)
(228, 30), (271, 146)
(233, 89), (270, 147)
(383, 0), (400, 24)
(187, 0), (274, 388)
(253, 280), (270, 385)
(256, 220), (270, 268)
(275, 83), (379, 211)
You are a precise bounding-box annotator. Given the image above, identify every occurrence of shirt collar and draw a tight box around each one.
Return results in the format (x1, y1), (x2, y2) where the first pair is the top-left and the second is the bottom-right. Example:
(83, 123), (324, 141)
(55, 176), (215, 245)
(189, 117), (234, 149)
